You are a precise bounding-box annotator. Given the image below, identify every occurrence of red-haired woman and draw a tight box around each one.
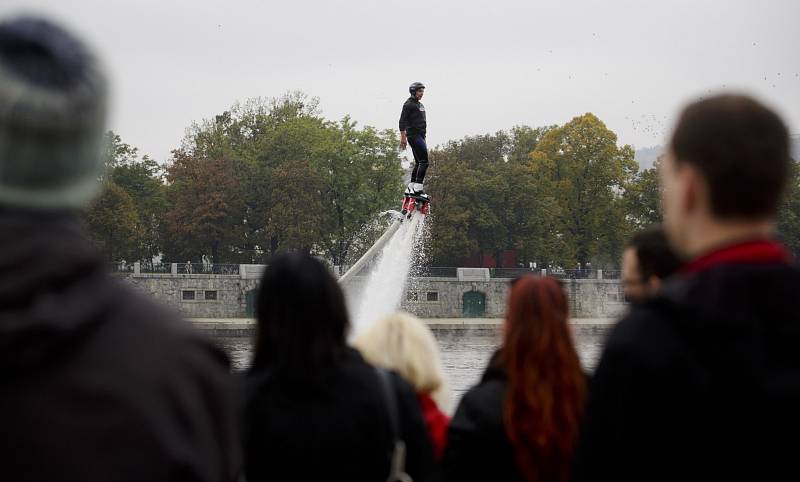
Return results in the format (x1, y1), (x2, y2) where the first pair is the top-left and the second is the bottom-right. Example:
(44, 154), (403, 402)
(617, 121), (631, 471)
(443, 276), (587, 482)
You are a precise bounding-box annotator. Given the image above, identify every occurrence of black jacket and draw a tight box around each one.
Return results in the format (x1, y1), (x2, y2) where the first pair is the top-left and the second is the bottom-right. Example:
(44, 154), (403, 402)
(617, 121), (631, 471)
(572, 261), (800, 482)
(243, 347), (440, 482)
(444, 350), (527, 482)
(399, 96), (427, 137)
(0, 212), (240, 481)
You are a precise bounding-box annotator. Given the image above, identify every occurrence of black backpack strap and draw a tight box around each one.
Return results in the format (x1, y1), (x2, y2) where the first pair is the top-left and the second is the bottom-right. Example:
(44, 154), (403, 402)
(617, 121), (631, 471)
(375, 367), (400, 442)
(375, 367), (413, 482)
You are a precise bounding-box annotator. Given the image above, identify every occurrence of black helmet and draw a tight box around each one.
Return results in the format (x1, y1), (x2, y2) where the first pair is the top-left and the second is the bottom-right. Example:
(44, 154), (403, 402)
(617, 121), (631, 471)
(409, 82), (425, 96)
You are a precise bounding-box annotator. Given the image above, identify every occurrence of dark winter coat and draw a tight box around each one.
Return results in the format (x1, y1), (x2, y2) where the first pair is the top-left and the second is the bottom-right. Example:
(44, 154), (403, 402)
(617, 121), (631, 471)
(443, 350), (527, 482)
(243, 347), (440, 482)
(0, 211), (241, 481)
(399, 96), (427, 137)
(572, 253), (800, 482)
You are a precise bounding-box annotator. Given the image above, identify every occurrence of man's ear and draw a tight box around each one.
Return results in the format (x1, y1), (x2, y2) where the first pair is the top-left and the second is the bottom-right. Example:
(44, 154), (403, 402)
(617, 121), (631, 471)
(646, 275), (663, 294)
(682, 163), (702, 214)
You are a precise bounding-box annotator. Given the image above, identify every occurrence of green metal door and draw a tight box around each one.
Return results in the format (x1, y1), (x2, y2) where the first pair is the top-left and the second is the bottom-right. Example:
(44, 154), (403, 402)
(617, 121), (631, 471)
(245, 290), (257, 318)
(462, 291), (486, 317)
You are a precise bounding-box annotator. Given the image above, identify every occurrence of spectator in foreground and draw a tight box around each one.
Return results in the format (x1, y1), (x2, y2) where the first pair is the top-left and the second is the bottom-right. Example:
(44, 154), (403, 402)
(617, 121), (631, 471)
(621, 226), (682, 303)
(242, 253), (439, 482)
(353, 311), (451, 459)
(444, 276), (586, 482)
(0, 16), (240, 481)
(572, 94), (799, 482)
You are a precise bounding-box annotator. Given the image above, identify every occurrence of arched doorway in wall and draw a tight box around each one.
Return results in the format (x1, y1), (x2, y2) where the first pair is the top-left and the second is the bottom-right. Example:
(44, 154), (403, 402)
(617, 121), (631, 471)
(245, 289), (257, 318)
(462, 290), (486, 317)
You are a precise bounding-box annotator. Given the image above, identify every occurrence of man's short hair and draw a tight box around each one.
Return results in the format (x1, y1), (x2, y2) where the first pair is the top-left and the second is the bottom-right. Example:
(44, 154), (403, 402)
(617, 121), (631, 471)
(670, 94), (790, 220)
(626, 227), (682, 281)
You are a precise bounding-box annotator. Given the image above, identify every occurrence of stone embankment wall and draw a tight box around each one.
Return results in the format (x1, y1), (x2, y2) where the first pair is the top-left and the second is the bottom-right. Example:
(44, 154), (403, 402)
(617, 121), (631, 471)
(122, 266), (626, 319)
(125, 274), (259, 318)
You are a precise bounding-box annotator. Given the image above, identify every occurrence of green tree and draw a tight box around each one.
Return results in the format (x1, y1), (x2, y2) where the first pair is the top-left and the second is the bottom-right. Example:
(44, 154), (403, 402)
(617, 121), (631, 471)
(625, 157), (663, 228)
(426, 132), (511, 265)
(177, 92), (402, 264)
(182, 93), (323, 164)
(426, 129), (559, 266)
(778, 160), (800, 257)
(315, 117), (402, 264)
(508, 125), (555, 163)
(529, 113), (637, 267)
(85, 131), (165, 261)
(110, 156), (167, 260)
(498, 160), (562, 266)
(85, 182), (143, 262)
(426, 157), (482, 264)
(101, 131), (141, 174)
(263, 160), (326, 254)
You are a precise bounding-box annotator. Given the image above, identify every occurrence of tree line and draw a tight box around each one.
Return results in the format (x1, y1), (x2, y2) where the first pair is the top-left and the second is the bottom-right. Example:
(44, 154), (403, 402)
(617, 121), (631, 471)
(87, 92), (402, 266)
(84, 92), (800, 268)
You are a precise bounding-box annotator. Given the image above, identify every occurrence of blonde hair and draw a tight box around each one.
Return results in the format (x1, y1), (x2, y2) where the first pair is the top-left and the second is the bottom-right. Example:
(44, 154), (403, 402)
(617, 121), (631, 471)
(353, 311), (448, 409)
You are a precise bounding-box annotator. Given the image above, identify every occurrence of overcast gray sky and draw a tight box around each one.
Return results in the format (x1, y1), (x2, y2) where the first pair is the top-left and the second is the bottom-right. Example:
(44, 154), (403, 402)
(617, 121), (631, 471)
(2, 0), (798, 162)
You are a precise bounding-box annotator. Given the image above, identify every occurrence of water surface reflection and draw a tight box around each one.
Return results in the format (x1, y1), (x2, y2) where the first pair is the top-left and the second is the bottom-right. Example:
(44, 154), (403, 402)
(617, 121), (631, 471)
(213, 325), (608, 412)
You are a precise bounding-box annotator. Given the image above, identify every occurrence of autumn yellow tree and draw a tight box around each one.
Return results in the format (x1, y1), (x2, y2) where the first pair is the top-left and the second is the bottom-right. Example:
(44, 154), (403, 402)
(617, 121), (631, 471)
(529, 113), (637, 267)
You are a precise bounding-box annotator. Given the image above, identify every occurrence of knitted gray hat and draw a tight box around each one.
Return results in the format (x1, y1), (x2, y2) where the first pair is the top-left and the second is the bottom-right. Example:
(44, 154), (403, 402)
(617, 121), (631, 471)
(0, 16), (107, 210)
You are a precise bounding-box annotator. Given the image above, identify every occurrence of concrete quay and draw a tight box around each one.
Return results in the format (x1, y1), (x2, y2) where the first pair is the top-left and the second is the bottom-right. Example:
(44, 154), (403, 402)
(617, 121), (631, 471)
(189, 317), (617, 337)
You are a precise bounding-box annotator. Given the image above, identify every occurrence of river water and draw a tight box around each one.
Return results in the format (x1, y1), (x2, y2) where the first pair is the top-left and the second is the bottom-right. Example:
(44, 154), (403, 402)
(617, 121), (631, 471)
(213, 325), (609, 412)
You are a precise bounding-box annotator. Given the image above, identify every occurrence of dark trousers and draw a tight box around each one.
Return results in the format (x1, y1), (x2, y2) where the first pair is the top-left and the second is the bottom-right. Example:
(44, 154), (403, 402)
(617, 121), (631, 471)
(408, 134), (428, 183)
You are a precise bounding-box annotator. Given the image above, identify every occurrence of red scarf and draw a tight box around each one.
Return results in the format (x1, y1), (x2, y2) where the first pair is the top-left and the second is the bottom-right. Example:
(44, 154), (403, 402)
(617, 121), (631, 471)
(681, 239), (794, 274)
(417, 392), (449, 460)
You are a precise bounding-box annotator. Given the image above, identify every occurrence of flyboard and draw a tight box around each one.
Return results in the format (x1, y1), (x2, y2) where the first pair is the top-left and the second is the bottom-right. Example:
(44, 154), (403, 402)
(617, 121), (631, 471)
(401, 191), (431, 219)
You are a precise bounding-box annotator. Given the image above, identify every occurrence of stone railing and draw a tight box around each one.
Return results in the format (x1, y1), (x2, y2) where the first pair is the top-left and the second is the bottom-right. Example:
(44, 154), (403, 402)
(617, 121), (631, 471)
(122, 263), (621, 282)
(130, 262), (243, 276)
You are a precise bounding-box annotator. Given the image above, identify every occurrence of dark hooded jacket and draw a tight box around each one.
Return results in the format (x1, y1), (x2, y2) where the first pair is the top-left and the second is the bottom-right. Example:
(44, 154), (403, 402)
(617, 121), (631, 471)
(0, 211), (241, 481)
(443, 350), (527, 482)
(572, 252), (800, 482)
(243, 347), (440, 482)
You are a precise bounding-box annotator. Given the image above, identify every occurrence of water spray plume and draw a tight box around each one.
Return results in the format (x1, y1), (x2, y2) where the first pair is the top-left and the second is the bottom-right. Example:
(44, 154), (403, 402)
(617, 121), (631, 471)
(350, 215), (427, 335)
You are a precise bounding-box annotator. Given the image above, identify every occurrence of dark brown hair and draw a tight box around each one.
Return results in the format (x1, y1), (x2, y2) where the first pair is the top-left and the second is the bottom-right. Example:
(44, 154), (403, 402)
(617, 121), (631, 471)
(252, 252), (349, 387)
(625, 226), (683, 281)
(670, 94), (790, 220)
(502, 276), (586, 482)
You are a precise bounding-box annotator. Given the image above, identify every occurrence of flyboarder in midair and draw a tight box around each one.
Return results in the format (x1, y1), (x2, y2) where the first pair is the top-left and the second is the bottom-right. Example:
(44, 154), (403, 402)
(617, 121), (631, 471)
(399, 82), (430, 218)
(399, 82), (427, 194)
